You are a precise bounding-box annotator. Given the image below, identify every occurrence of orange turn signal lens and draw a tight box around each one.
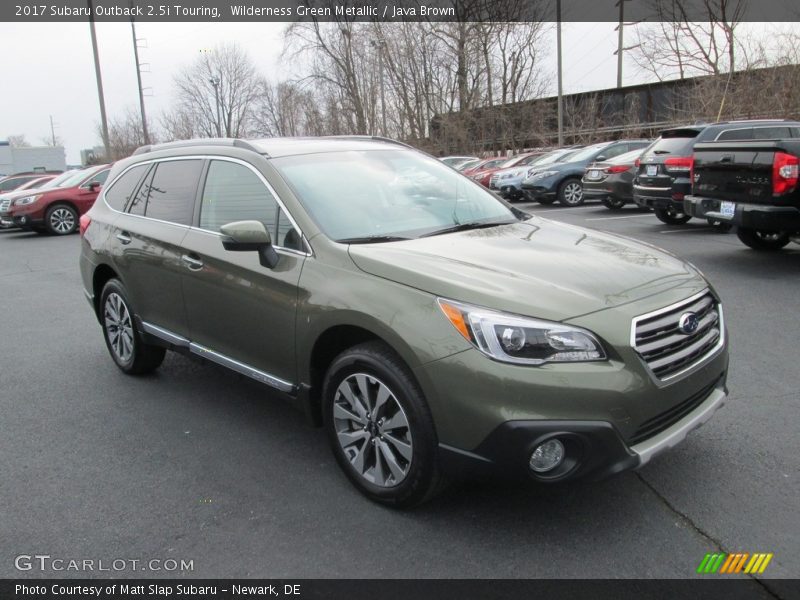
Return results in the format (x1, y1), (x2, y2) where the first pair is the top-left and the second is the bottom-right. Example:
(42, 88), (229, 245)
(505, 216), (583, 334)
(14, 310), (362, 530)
(438, 300), (472, 341)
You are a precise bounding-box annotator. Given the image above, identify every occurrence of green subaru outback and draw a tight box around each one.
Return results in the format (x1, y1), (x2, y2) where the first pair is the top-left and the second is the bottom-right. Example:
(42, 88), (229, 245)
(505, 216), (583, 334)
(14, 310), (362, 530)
(79, 137), (728, 506)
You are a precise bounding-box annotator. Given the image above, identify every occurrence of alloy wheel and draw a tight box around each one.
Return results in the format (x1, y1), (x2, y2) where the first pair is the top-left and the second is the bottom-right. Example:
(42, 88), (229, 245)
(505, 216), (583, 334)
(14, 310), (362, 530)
(562, 182), (583, 205)
(104, 292), (134, 363)
(50, 207), (76, 234)
(333, 373), (413, 487)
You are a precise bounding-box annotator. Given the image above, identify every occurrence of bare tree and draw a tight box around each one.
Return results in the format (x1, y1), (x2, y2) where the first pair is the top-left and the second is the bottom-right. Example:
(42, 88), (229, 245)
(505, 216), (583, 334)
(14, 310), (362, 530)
(170, 43), (266, 138)
(102, 107), (153, 160)
(7, 135), (30, 147)
(630, 0), (747, 80)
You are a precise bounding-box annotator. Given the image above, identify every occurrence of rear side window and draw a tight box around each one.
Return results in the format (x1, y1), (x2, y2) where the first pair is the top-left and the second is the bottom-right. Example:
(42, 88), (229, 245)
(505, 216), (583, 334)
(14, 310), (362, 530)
(127, 167), (153, 217)
(199, 160), (281, 235)
(104, 165), (148, 211)
(645, 134), (697, 156)
(141, 160), (203, 225)
(751, 126), (793, 140)
(717, 128), (754, 141)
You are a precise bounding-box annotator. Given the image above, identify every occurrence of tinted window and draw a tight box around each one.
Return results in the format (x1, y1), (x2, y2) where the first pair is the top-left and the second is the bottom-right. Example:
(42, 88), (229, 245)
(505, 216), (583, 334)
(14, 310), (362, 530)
(104, 165), (148, 211)
(717, 128), (754, 141)
(200, 160), (282, 236)
(0, 176), (37, 191)
(143, 160), (203, 225)
(277, 209), (303, 251)
(751, 126), (792, 140)
(128, 166), (153, 217)
(644, 134), (697, 156)
(602, 144), (628, 159)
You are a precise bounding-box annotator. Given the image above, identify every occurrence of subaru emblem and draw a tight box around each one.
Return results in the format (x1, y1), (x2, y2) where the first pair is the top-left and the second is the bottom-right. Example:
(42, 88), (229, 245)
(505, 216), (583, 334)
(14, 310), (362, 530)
(678, 312), (700, 335)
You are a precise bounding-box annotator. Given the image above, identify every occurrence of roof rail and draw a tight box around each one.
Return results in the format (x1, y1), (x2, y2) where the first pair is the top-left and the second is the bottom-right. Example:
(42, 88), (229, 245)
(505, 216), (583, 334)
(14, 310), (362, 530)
(132, 138), (261, 156)
(323, 135), (413, 149)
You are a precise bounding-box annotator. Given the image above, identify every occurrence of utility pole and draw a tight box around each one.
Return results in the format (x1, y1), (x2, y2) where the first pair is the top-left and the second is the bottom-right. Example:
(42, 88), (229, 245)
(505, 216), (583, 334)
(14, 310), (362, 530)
(49, 115), (57, 146)
(371, 38), (387, 136)
(616, 0), (625, 88)
(556, 0), (563, 146)
(130, 8), (150, 144)
(209, 76), (222, 137)
(87, 0), (110, 160)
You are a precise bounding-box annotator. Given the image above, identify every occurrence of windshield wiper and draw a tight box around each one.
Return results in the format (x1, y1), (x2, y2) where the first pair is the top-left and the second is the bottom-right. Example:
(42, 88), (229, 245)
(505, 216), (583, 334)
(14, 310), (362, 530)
(419, 220), (515, 238)
(337, 235), (411, 244)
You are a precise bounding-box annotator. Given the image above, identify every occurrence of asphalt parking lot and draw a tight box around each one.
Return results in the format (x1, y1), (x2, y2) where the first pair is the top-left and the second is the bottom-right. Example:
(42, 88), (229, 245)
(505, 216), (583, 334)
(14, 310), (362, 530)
(0, 203), (797, 593)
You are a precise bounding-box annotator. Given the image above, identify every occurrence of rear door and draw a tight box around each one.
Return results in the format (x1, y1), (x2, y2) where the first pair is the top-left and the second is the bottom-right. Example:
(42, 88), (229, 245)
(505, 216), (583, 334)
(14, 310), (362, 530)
(180, 158), (307, 388)
(111, 158), (204, 337)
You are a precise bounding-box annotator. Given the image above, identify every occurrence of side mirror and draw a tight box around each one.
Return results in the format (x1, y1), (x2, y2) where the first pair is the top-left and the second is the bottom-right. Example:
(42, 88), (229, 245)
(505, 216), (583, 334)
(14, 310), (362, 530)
(88, 182), (101, 192)
(220, 220), (278, 269)
(595, 155), (606, 162)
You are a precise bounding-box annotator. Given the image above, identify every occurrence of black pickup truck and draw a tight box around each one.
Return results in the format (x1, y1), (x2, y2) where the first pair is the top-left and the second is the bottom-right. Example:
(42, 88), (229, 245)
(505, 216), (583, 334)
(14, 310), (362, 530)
(684, 140), (800, 250)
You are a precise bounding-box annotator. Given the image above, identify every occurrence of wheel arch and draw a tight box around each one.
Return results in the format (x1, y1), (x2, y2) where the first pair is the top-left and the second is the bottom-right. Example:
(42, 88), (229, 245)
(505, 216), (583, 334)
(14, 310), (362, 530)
(91, 263), (119, 322)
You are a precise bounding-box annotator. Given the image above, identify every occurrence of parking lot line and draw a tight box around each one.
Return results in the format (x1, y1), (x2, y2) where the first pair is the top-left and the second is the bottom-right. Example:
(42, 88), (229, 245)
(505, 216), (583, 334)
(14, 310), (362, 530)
(584, 214), (655, 221)
(528, 205), (598, 213)
(658, 228), (714, 234)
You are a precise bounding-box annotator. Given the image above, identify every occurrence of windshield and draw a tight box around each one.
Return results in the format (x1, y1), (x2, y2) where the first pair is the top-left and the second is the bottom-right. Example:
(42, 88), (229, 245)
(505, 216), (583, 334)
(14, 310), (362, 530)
(273, 150), (518, 242)
(561, 143), (611, 163)
(56, 168), (94, 188)
(40, 171), (77, 189)
(532, 149), (575, 167)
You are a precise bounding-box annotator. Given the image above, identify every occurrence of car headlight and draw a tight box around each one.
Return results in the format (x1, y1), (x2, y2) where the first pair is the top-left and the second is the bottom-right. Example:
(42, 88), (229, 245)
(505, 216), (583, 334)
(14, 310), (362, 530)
(528, 170), (559, 181)
(14, 195), (40, 206)
(438, 299), (606, 365)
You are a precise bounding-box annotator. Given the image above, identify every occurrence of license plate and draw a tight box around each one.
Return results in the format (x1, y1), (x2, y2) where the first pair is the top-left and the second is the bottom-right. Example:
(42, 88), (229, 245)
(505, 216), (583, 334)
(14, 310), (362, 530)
(646, 165), (658, 176)
(720, 200), (735, 219)
(588, 169), (600, 179)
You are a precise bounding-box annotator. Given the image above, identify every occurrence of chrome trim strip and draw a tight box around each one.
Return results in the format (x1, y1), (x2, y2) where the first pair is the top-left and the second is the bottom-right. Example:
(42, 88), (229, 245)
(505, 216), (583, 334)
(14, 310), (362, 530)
(101, 155), (312, 256)
(189, 342), (295, 394)
(140, 320), (295, 394)
(633, 386), (726, 466)
(630, 289), (726, 384)
(141, 322), (190, 347)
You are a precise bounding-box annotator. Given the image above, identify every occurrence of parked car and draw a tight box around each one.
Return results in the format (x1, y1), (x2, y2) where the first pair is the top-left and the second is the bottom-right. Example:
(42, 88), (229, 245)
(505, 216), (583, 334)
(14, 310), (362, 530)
(685, 138), (800, 251)
(490, 148), (582, 200)
(80, 136), (728, 507)
(0, 175), (59, 228)
(633, 120), (800, 225)
(440, 155), (479, 169)
(455, 158), (482, 172)
(462, 156), (507, 178)
(0, 171), (61, 193)
(3, 165), (110, 235)
(582, 148), (646, 209)
(522, 140), (650, 206)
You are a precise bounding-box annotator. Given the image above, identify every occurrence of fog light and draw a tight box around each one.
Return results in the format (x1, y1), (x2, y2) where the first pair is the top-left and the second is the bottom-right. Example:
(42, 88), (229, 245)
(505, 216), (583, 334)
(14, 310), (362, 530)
(529, 439), (565, 473)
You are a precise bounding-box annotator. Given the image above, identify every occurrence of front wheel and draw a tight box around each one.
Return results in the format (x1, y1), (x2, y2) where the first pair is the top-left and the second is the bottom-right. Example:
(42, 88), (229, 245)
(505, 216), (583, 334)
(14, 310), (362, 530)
(557, 179), (584, 206)
(100, 279), (166, 374)
(323, 342), (444, 507)
(736, 228), (790, 251)
(45, 204), (79, 235)
(654, 207), (691, 225)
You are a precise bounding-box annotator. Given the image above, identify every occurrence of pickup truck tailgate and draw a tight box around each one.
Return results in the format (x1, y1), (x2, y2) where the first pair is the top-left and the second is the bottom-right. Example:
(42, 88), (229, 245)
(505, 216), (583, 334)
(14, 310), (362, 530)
(692, 140), (798, 205)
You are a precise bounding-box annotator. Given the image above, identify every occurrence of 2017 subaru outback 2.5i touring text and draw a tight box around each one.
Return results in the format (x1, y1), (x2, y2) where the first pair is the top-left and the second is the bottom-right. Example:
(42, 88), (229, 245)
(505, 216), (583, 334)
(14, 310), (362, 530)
(80, 137), (729, 507)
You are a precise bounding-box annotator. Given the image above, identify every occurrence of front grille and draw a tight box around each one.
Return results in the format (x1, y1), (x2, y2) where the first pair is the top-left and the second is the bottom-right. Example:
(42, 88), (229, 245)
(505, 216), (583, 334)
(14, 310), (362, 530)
(628, 376), (720, 445)
(0, 199), (10, 212)
(632, 291), (722, 380)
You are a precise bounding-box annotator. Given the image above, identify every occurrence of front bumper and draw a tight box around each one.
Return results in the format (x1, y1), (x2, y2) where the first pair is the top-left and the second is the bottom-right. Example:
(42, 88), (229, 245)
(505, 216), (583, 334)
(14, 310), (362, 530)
(684, 195), (800, 232)
(438, 377), (726, 482)
(521, 177), (558, 199)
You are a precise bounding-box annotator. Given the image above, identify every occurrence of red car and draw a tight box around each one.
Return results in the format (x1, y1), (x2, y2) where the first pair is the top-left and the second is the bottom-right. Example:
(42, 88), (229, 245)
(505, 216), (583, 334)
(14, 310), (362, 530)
(470, 152), (547, 188)
(462, 156), (508, 179)
(3, 165), (111, 235)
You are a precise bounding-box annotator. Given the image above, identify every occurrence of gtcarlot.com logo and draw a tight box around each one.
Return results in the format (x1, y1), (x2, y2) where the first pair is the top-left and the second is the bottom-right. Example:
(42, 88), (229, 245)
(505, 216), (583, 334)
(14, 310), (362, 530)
(697, 552), (773, 575)
(14, 555), (194, 573)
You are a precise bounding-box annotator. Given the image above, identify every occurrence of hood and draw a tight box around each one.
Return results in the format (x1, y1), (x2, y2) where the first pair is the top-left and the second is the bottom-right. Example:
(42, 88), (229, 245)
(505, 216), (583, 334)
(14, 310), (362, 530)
(348, 219), (704, 321)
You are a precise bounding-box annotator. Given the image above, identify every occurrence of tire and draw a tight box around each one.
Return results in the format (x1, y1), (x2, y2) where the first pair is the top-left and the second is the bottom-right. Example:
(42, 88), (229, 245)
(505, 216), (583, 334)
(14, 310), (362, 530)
(537, 196), (557, 205)
(557, 178), (584, 206)
(602, 196), (627, 210)
(323, 341), (444, 507)
(45, 203), (79, 235)
(736, 227), (790, 251)
(654, 207), (691, 225)
(706, 218), (733, 233)
(99, 279), (166, 375)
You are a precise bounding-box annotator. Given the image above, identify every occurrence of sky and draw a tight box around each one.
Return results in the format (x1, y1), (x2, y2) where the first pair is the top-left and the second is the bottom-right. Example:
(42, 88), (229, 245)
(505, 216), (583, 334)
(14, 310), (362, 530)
(0, 20), (791, 164)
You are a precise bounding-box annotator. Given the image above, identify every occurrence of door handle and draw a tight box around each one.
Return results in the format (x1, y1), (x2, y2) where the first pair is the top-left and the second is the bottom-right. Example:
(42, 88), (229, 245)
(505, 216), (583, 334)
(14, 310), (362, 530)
(115, 232), (131, 245)
(181, 254), (204, 270)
